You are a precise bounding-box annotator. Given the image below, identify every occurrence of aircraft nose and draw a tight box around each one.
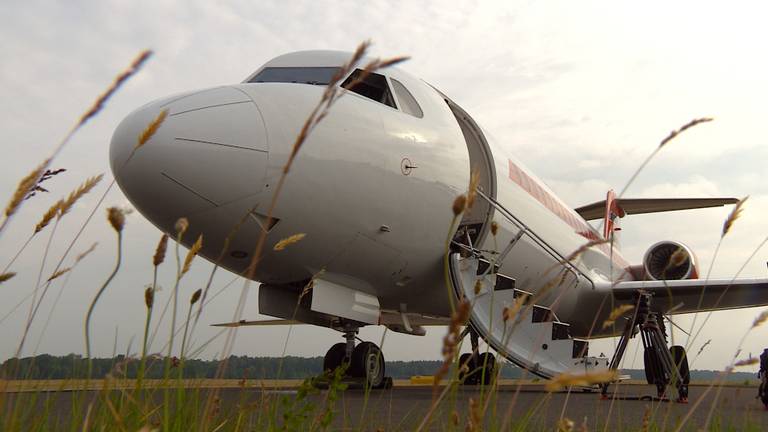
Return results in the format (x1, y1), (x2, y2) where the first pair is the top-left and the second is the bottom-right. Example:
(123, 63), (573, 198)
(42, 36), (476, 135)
(110, 86), (269, 227)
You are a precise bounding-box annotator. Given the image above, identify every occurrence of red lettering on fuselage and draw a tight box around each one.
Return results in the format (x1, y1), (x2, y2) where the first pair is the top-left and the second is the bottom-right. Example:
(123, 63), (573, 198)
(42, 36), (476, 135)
(507, 159), (630, 269)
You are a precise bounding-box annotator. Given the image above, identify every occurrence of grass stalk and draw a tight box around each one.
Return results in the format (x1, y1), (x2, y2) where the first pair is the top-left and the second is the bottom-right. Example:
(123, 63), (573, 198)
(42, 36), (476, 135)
(84, 226), (123, 377)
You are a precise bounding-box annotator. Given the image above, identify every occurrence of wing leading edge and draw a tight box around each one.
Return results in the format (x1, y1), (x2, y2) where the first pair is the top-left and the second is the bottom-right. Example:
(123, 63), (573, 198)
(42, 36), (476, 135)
(613, 278), (768, 314)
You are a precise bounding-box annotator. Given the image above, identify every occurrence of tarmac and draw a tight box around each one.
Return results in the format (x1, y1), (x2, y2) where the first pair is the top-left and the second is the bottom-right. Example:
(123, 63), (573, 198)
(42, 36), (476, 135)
(3, 380), (767, 430)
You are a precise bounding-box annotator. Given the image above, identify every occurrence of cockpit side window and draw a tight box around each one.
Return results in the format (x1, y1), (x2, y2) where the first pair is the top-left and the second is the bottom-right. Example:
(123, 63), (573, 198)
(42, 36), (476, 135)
(248, 67), (341, 85)
(390, 79), (423, 118)
(341, 69), (397, 109)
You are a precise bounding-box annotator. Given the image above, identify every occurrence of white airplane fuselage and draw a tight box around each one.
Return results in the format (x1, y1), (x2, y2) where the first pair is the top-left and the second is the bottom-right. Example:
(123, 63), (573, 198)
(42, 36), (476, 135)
(110, 51), (632, 340)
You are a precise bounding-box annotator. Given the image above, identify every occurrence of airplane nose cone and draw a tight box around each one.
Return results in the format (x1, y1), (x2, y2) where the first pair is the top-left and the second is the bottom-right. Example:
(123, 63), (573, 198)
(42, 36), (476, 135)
(110, 86), (269, 228)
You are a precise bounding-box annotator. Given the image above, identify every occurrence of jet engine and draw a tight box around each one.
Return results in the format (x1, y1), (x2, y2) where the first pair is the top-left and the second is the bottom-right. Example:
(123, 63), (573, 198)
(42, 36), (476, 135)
(643, 241), (698, 281)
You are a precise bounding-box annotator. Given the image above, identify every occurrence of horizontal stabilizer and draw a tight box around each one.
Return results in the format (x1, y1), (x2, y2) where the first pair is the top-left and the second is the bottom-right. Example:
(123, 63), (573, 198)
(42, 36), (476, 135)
(575, 197), (738, 221)
(612, 278), (768, 314)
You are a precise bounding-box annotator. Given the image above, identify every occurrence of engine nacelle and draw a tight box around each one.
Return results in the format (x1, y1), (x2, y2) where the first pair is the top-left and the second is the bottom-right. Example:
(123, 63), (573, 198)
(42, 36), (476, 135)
(643, 241), (699, 281)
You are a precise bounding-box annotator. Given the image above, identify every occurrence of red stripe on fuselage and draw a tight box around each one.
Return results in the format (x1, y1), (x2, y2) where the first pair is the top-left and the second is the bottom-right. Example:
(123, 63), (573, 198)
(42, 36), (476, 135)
(507, 159), (630, 269)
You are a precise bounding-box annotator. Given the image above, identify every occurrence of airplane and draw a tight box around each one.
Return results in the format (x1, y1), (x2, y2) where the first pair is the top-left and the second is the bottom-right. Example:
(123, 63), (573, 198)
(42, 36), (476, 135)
(109, 50), (767, 400)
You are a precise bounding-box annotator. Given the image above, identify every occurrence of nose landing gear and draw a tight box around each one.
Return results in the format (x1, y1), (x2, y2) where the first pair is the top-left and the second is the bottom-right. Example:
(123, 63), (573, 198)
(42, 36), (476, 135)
(458, 327), (497, 386)
(321, 323), (391, 389)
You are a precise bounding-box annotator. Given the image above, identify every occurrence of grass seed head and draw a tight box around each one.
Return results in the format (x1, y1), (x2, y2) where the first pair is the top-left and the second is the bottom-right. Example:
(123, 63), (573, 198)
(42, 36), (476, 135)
(752, 309), (768, 328)
(47, 267), (71, 282)
(466, 397), (481, 432)
(190, 288), (202, 305)
(182, 234), (203, 275)
(658, 117), (714, 148)
(602, 304), (634, 329)
(669, 247), (688, 268)
(641, 405), (651, 432)
(78, 50), (152, 128)
(153, 234), (168, 266)
(473, 279), (482, 295)
(452, 194), (467, 216)
(76, 242), (98, 263)
(175, 217), (189, 237)
(59, 174), (103, 218)
(578, 417), (588, 432)
(35, 200), (62, 234)
(722, 196), (748, 238)
(0, 272), (16, 284)
(273, 233), (306, 251)
(557, 418), (575, 432)
(107, 206), (126, 232)
(490, 221), (499, 236)
(4, 158), (49, 218)
(546, 370), (618, 392)
(136, 109), (168, 150)
(466, 170), (480, 209)
(434, 300), (471, 387)
(734, 357), (758, 367)
(144, 287), (154, 309)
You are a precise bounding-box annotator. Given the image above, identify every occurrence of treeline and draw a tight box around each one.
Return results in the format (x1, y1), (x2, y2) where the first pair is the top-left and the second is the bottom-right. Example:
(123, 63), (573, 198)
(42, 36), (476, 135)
(0, 354), (758, 382)
(0, 355), (522, 380)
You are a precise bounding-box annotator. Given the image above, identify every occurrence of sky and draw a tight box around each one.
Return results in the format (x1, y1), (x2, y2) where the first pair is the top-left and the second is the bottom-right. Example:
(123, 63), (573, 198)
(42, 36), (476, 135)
(1, 0), (768, 373)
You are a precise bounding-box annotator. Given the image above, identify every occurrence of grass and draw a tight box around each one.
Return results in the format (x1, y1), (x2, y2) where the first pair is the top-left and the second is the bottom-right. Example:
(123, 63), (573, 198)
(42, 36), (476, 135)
(1, 43), (767, 431)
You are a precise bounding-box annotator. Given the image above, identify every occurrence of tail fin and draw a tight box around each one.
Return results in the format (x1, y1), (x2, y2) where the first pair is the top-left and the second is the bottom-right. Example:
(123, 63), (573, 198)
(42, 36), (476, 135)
(603, 189), (625, 240)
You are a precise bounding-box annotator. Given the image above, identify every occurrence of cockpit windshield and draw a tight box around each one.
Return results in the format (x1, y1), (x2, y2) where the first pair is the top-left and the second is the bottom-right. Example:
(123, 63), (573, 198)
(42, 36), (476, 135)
(248, 67), (341, 85)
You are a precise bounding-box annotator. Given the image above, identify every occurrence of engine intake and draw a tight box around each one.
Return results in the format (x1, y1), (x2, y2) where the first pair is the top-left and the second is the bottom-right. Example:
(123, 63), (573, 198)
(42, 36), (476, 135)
(643, 241), (697, 281)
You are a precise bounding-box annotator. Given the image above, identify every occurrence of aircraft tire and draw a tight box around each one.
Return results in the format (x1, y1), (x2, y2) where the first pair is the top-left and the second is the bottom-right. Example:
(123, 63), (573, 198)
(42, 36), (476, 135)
(350, 342), (385, 388)
(644, 347), (661, 385)
(323, 342), (348, 374)
(459, 353), (476, 384)
(759, 376), (768, 409)
(477, 352), (496, 386)
(670, 345), (690, 384)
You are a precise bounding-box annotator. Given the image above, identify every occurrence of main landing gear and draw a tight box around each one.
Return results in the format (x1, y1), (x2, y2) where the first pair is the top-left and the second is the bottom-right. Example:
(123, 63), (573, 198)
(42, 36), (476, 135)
(322, 323), (391, 389)
(458, 326), (497, 385)
(601, 291), (690, 402)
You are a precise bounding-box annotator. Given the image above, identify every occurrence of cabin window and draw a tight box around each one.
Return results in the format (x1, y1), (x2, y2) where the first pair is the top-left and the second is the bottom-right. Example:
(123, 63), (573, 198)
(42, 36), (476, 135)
(248, 67), (341, 85)
(391, 79), (423, 118)
(341, 69), (397, 108)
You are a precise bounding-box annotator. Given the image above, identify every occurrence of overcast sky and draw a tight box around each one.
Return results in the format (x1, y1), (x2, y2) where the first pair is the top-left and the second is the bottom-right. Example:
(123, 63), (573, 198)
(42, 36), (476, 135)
(2, 0), (768, 372)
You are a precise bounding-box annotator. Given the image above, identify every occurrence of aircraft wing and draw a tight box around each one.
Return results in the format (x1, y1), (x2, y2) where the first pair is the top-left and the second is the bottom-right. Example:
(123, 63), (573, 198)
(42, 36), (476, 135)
(575, 197), (738, 221)
(212, 311), (451, 328)
(613, 278), (768, 314)
(212, 319), (305, 327)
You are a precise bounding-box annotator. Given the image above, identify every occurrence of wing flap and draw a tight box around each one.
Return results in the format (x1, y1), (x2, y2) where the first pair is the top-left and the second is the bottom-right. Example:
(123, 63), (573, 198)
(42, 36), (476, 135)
(613, 278), (768, 313)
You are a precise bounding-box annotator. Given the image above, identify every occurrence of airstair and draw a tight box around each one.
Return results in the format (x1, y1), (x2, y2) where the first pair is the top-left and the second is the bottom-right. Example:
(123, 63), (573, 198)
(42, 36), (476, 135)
(450, 191), (609, 379)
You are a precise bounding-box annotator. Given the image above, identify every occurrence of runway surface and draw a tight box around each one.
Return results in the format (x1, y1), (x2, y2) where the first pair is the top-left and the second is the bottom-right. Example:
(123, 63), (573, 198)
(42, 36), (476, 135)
(3, 382), (767, 430)
(325, 384), (768, 430)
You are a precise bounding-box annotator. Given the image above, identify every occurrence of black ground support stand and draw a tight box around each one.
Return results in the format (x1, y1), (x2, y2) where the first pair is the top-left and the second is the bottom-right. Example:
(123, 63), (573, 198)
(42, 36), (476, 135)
(600, 291), (688, 403)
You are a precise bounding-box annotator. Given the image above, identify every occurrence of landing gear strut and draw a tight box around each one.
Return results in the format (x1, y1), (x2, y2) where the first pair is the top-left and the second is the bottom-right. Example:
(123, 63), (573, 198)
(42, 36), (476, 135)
(322, 323), (389, 389)
(601, 291), (689, 402)
(458, 326), (496, 385)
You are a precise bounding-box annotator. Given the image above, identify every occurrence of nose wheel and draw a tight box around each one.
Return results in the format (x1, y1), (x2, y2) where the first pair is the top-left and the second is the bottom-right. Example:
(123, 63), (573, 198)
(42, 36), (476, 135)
(322, 324), (390, 389)
(458, 327), (497, 385)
